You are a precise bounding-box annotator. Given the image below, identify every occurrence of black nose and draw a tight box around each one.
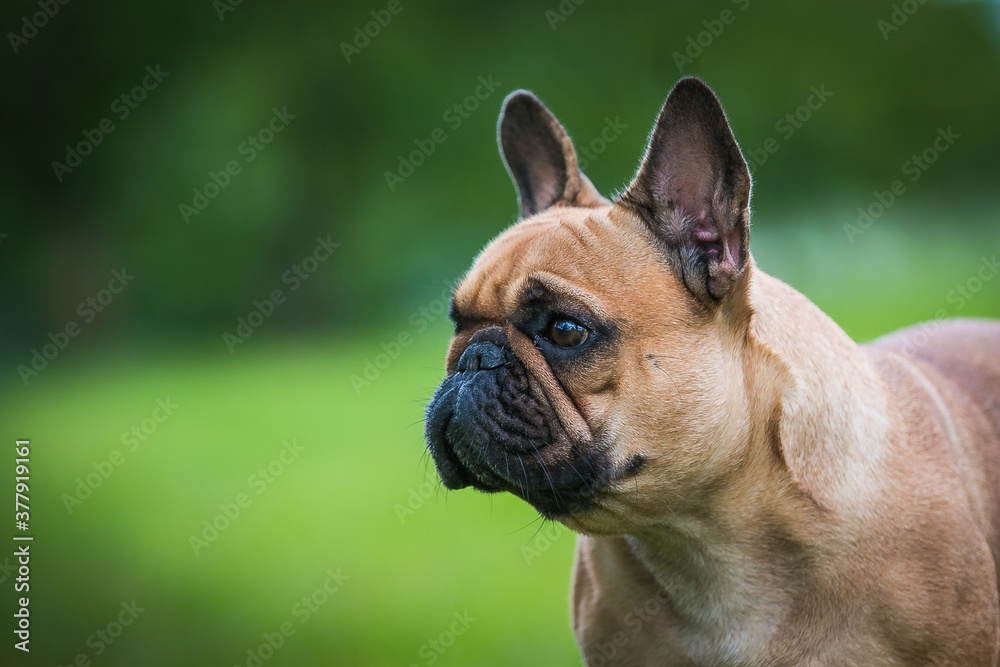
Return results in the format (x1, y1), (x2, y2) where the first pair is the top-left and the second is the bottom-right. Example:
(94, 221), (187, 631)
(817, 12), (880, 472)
(456, 341), (509, 372)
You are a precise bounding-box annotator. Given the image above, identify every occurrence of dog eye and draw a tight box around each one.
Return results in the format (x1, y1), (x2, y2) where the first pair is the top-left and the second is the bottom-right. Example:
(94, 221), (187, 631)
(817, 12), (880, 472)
(548, 319), (589, 348)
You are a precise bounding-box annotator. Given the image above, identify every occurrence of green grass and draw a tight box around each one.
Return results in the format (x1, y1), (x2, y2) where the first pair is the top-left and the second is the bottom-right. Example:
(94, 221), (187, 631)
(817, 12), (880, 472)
(1, 331), (581, 666)
(1, 213), (998, 666)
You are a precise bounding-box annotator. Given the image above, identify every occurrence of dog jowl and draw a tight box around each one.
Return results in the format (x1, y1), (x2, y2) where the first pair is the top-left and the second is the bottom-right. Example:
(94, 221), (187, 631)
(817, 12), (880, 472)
(424, 77), (1000, 666)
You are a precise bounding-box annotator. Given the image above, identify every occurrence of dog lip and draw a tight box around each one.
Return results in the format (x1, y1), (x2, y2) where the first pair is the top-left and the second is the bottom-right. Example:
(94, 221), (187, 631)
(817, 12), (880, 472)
(511, 454), (609, 516)
(454, 442), (599, 507)
(436, 428), (609, 517)
(437, 411), (517, 492)
(497, 439), (549, 455)
(431, 413), (475, 490)
(617, 453), (648, 480)
(515, 485), (600, 519)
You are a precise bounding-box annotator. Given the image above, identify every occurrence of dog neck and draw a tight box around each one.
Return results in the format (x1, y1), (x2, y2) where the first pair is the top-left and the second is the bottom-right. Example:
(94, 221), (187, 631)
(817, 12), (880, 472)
(622, 506), (809, 660)
(617, 264), (893, 659)
(620, 443), (817, 660)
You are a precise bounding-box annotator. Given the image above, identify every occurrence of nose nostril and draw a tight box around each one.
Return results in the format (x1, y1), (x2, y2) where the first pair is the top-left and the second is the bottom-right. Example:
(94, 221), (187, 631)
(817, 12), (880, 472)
(478, 345), (505, 370)
(457, 342), (508, 373)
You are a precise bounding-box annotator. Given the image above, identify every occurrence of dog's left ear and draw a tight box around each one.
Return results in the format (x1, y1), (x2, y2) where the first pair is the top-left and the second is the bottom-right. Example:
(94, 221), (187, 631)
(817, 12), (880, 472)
(499, 91), (610, 219)
(618, 77), (751, 304)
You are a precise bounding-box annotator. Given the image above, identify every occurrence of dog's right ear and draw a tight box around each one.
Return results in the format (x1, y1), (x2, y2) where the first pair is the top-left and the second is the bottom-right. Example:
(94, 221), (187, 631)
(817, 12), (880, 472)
(499, 91), (609, 219)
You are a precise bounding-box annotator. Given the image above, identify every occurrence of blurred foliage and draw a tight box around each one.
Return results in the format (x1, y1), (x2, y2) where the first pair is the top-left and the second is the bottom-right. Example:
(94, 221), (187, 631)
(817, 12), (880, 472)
(1, 0), (1000, 665)
(1, 0), (999, 350)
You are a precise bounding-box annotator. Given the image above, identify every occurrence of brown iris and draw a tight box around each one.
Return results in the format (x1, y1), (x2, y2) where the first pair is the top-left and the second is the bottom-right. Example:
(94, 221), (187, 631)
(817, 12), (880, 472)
(549, 319), (589, 348)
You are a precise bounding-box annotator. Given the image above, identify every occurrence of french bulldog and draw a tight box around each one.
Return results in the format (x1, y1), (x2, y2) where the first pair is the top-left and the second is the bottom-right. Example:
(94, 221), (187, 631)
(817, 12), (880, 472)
(424, 76), (1000, 666)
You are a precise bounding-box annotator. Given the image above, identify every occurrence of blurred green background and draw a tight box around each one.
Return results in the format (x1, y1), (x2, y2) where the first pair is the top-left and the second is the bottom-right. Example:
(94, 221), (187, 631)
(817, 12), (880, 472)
(1, 0), (999, 665)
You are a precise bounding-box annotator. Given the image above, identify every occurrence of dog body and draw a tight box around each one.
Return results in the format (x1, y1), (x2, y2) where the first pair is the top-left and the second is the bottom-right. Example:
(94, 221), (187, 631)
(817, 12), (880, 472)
(570, 273), (1000, 666)
(424, 78), (1000, 665)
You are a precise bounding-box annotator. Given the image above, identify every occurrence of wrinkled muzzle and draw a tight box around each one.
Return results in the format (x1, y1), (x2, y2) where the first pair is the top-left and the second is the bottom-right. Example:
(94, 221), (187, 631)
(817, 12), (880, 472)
(424, 327), (609, 517)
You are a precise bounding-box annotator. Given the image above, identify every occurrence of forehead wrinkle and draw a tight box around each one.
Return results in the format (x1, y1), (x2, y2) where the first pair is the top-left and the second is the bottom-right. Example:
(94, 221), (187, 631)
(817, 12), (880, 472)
(498, 220), (558, 297)
(559, 216), (597, 253)
(459, 209), (634, 320)
(504, 214), (635, 312)
(521, 218), (563, 257)
(544, 217), (625, 282)
(507, 271), (614, 322)
(518, 216), (598, 275)
(457, 219), (558, 319)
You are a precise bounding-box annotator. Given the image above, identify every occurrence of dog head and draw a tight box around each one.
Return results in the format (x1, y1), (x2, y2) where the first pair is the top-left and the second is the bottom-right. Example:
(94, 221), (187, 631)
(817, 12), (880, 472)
(424, 77), (756, 534)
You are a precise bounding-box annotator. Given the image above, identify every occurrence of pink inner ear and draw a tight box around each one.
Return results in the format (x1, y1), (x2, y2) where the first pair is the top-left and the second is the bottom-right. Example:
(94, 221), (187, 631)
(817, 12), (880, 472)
(690, 209), (743, 271)
(693, 211), (720, 243)
(720, 225), (742, 271)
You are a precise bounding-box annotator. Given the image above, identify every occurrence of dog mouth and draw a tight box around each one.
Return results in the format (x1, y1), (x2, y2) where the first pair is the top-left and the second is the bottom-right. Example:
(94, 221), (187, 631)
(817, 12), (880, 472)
(451, 437), (603, 519)
(430, 407), (648, 518)
(449, 441), (606, 519)
(425, 378), (613, 519)
(424, 326), (629, 518)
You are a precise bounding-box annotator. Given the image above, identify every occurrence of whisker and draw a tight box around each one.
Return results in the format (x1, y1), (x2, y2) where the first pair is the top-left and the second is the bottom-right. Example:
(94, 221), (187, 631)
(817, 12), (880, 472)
(651, 355), (682, 396)
(507, 513), (546, 538)
(576, 446), (601, 478)
(527, 515), (551, 544)
(531, 447), (561, 505)
(516, 454), (531, 500)
(559, 446), (588, 487)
